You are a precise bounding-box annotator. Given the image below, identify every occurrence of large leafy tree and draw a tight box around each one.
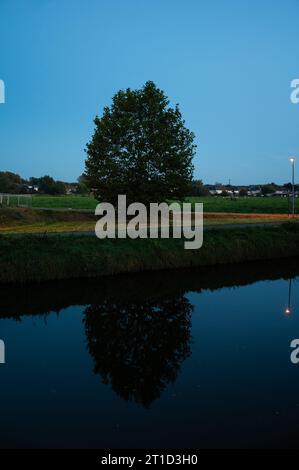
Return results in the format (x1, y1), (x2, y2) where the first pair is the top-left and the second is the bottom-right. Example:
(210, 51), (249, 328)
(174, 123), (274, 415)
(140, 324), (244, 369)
(85, 81), (196, 205)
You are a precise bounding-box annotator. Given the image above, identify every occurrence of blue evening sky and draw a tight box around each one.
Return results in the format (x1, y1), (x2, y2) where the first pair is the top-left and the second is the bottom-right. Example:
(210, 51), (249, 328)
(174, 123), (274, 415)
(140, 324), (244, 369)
(0, 0), (299, 184)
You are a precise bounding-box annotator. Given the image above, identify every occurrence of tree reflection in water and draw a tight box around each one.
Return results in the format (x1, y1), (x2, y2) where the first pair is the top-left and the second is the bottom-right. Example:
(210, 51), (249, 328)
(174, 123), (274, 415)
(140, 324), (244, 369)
(83, 295), (193, 407)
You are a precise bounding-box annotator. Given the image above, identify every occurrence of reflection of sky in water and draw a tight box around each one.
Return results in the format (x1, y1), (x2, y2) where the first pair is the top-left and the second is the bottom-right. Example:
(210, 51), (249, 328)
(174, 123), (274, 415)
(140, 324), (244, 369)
(0, 272), (299, 448)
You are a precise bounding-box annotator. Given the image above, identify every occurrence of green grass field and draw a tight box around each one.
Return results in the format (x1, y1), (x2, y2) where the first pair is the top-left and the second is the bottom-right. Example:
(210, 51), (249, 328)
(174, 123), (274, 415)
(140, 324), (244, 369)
(0, 194), (97, 210)
(185, 196), (299, 214)
(2, 194), (299, 214)
(31, 195), (97, 210)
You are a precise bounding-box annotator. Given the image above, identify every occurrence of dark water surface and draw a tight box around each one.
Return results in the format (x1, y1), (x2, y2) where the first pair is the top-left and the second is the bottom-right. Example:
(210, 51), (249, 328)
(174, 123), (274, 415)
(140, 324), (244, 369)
(1, 259), (299, 449)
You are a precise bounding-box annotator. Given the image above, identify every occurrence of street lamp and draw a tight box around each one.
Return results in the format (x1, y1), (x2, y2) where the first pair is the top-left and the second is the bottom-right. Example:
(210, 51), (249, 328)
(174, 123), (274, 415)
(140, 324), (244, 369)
(290, 157), (296, 218)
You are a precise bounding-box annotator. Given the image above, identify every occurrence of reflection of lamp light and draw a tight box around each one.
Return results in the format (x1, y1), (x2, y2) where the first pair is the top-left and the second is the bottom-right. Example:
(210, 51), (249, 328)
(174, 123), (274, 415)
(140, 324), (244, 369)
(284, 279), (293, 316)
(290, 157), (296, 218)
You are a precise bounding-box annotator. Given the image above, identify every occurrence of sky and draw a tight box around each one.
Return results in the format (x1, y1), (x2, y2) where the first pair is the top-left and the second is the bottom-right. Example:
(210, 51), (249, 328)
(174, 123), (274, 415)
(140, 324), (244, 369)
(0, 0), (299, 184)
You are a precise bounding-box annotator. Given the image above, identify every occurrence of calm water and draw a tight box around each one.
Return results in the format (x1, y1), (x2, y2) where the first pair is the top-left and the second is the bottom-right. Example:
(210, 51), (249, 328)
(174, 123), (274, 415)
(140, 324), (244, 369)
(1, 260), (299, 449)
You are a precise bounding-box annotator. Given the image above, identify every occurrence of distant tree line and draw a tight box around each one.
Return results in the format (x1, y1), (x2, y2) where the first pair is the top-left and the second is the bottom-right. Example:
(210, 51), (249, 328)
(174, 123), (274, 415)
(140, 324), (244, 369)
(0, 172), (89, 195)
(186, 180), (209, 197)
(208, 182), (299, 197)
(0, 170), (297, 199)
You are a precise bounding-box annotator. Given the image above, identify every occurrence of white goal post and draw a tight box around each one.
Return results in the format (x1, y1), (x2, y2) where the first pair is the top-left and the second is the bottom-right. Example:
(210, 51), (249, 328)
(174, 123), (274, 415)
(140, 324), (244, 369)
(0, 194), (33, 207)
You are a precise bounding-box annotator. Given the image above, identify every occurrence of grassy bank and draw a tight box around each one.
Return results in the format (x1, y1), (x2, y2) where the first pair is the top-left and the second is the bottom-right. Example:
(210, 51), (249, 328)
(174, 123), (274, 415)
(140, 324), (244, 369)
(1, 223), (299, 283)
(0, 207), (95, 233)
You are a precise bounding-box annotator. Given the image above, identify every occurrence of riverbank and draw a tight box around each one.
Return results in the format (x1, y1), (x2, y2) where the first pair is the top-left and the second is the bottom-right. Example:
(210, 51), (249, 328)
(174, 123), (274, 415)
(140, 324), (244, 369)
(1, 222), (299, 283)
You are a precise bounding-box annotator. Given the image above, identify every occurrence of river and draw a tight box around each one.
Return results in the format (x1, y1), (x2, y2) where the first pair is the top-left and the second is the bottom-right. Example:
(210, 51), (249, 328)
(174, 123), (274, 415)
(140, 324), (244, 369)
(0, 259), (299, 448)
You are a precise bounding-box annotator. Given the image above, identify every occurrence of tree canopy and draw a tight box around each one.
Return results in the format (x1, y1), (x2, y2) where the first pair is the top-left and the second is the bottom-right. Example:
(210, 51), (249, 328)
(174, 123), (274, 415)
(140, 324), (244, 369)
(0, 171), (22, 193)
(85, 81), (196, 205)
(38, 176), (66, 195)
